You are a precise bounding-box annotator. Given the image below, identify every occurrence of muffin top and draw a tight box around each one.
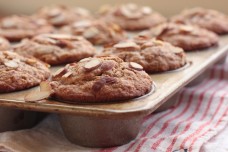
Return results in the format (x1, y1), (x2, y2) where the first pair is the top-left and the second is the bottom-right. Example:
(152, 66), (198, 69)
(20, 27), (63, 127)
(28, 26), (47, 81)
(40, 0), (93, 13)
(0, 15), (54, 41)
(0, 37), (10, 50)
(98, 3), (166, 31)
(171, 7), (228, 34)
(60, 19), (126, 45)
(36, 5), (92, 27)
(100, 37), (186, 72)
(49, 56), (153, 103)
(139, 23), (219, 51)
(13, 34), (96, 65)
(0, 51), (50, 93)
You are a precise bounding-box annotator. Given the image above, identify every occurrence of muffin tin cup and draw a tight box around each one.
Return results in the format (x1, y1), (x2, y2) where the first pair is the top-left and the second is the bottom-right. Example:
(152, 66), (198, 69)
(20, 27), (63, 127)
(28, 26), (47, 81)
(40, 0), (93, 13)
(58, 84), (156, 148)
(59, 114), (143, 148)
(0, 107), (37, 132)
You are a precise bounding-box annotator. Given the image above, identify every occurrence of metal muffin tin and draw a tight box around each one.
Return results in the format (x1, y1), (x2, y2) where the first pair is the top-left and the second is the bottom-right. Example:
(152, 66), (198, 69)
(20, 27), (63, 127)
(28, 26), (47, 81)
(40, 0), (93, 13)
(0, 34), (227, 147)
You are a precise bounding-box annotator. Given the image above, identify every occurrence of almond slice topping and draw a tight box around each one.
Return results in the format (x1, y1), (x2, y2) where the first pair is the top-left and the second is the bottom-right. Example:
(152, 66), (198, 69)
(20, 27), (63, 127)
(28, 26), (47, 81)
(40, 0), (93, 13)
(84, 59), (101, 71)
(44, 34), (72, 40)
(142, 6), (152, 15)
(48, 8), (61, 17)
(74, 7), (90, 16)
(180, 25), (194, 32)
(73, 20), (92, 28)
(114, 41), (139, 49)
(153, 40), (164, 46)
(83, 27), (99, 39)
(26, 59), (37, 65)
(2, 19), (16, 28)
(79, 57), (91, 63)
(24, 91), (51, 102)
(4, 60), (18, 68)
(40, 81), (52, 92)
(129, 62), (143, 71)
(62, 71), (73, 78)
(53, 68), (66, 77)
(172, 48), (184, 54)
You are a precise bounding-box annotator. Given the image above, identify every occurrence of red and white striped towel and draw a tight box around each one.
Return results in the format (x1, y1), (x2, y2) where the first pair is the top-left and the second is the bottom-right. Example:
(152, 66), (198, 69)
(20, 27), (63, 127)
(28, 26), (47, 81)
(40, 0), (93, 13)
(0, 56), (227, 152)
(100, 57), (228, 152)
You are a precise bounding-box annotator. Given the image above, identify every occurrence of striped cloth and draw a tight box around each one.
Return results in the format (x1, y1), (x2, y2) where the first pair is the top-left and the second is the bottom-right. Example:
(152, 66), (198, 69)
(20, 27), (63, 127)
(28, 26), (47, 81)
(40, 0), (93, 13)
(0, 56), (227, 152)
(100, 57), (228, 152)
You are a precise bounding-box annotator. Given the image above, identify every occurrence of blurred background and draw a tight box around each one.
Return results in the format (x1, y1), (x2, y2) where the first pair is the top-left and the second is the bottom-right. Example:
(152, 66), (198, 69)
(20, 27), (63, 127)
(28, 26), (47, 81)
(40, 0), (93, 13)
(0, 0), (227, 16)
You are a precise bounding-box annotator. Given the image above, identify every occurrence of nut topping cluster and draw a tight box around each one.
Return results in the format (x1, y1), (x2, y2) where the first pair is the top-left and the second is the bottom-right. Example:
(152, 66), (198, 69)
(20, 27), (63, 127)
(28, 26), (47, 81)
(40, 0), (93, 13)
(118, 3), (153, 19)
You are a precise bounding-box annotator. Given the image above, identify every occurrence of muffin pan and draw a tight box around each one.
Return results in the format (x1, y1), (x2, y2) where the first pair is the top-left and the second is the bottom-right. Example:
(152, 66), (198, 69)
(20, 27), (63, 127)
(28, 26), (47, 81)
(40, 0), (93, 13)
(0, 36), (227, 147)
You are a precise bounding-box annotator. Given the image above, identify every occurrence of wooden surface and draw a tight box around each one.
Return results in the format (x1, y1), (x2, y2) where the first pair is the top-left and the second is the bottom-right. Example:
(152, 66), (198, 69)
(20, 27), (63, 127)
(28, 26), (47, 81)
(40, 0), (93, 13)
(0, 36), (227, 119)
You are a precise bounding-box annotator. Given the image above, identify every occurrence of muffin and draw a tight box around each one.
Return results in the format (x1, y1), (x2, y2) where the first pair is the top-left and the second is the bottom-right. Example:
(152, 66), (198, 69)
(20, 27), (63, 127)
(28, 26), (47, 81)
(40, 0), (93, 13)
(99, 37), (186, 73)
(139, 23), (219, 51)
(60, 19), (126, 45)
(0, 15), (54, 42)
(13, 34), (96, 65)
(29, 56), (153, 103)
(171, 7), (228, 34)
(36, 5), (92, 27)
(98, 3), (166, 31)
(0, 37), (10, 50)
(0, 51), (50, 93)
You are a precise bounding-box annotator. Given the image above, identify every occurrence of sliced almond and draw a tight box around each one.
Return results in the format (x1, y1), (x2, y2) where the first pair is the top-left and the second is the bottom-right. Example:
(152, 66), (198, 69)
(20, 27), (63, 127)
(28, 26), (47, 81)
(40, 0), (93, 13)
(48, 8), (61, 17)
(73, 20), (92, 28)
(129, 62), (143, 71)
(121, 7), (142, 19)
(53, 68), (66, 77)
(172, 48), (184, 54)
(0, 38), (4, 44)
(79, 57), (91, 63)
(142, 6), (152, 15)
(125, 3), (138, 10)
(74, 7), (90, 16)
(12, 58), (21, 63)
(98, 5), (111, 14)
(26, 58), (37, 65)
(2, 19), (16, 28)
(153, 40), (164, 46)
(84, 59), (101, 71)
(114, 41), (139, 49)
(50, 14), (65, 24)
(35, 19), (47, 26)
(44, 34), (72, 40)
(3, 51), (16, 56)
(4, 60), (18, 68)
(40, 81), (52, 92)
(62, 71), (73, 78)
(180, 25), (194, 32)
(24, 91), (51, 102)
(83, 27), (99, 39)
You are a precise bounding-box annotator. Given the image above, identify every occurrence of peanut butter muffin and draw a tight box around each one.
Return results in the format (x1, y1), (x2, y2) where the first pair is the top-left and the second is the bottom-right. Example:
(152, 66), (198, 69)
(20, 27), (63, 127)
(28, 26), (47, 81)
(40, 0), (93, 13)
(171, 7), (228, 34)
(0, 15), (54, 41)
(48, 56), (153, 103)
(0, 37), (10, 50)
(98, 3), (166, 31)
(139, 23), (219, 51)
(37, 5), (92, 27)
(60, 19), (126, 45)
(0, 51), (50, 93)
(13, 34), (96, 65)
(99, 37), (186, 73)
